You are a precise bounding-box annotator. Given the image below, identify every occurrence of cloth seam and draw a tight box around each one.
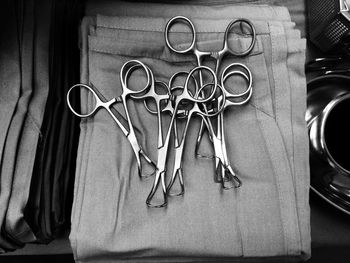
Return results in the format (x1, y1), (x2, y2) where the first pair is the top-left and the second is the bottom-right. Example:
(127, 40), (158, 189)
(96, 25), (271, 36)
(97, 25), (271, 36)
(248, 103), (274, 119)
(254, 106), (286, 258)
(25, 111), (43, 135)
(268, 21), (288, 255)
(89, 45), (264, 64)
(75, 96), (96, 259)
(274, 23), (303, 254)
(267, 31), (276, 120)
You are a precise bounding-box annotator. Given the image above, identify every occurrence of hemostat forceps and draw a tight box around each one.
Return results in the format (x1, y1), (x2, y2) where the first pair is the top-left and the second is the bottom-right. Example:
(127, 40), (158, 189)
(66, 60), (157, 178)
(144, 80), (189, 197)
(215, 63), (253, 187)
(165, 16), (255, 187)
(145, 66), (221, 207)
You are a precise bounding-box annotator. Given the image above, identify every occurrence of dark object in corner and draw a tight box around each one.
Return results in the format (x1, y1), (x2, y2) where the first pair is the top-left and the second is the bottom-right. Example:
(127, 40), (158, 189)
(308, 0), (350, 55)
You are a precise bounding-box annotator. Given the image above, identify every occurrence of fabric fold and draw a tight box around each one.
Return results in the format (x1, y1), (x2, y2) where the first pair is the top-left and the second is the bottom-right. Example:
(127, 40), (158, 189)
(0, 0), (35, 252)
(70, 2), (310, 262)
(3, 0), (53, 245)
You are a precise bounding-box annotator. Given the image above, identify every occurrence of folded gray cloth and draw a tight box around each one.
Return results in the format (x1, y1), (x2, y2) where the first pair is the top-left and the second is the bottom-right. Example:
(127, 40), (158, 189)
(71, 3), (310, 262)
(95, 9), (309, 241)
(0, 4), (22, 242)
(3, 0), (53, 245)
(0, 0), (35, 252)
(0, 3), (21, 197)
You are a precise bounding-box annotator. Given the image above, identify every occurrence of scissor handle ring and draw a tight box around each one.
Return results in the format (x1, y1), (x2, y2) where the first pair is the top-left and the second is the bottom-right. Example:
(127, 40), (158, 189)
(184, 65), (218, 103)
(221, 63), (252, 95)
(196, 83), (226, 117)
(154, 80), (171, 96)
(120, 60), (151, 95)
(165, 16), (196, 54)
(222, 69), (252, 98)
(169, 85), (193, 118)
(169, 71), (188, 90)
(169, 70), (199, 92)
(67, 84), (105, 118)
(142, 80), (169, 114)
(222, 70), (253, 106)
(224, 18), (256, 57)
(124, 64), (154, 94)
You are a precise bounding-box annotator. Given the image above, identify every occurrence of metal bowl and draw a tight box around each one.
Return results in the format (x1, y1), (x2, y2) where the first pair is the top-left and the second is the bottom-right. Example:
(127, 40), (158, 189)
(307, 74), (350, 215)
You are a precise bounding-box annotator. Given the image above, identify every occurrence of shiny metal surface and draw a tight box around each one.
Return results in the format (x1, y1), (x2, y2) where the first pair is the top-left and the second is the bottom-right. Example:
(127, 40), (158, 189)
(165, 16), (255, 188)
(307, 74), (350, 214)
(308, 90), (350, 175)
(66, 80), (157, 178)
(145, 65), (221, 207)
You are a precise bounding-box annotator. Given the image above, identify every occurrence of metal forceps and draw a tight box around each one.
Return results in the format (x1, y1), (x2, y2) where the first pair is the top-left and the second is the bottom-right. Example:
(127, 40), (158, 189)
(123, 62), (170, 155)
(214, 63), (253, 187)
(146, 66), (220, 208)
(125, 66), (191, 202)
(165, 16), (256, 187)
(165, 15), (256, 77)
(143, 79), (189, 197)
(165, 72), (203, 196)
(179, 65), (251, 189)
(66, 60), (157, 178)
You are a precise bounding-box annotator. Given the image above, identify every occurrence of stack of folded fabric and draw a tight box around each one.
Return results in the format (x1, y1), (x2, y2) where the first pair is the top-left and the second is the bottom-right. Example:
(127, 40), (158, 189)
(24, 0), (83, 244)
(0, 0), (83, 253)
(0, 0), (52, 252)
(71, 1), (310, 262)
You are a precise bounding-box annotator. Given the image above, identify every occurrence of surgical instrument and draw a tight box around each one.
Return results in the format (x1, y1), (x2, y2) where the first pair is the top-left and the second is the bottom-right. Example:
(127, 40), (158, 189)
(67, 60), (157, 178)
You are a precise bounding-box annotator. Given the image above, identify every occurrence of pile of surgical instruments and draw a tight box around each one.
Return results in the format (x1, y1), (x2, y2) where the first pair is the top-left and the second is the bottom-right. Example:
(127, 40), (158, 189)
(67, 16), (256, 208)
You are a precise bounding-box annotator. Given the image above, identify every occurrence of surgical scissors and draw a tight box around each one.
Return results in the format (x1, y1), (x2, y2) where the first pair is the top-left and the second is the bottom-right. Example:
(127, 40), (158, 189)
(146, 65), (222, 207)
(67, 60), (157, 178)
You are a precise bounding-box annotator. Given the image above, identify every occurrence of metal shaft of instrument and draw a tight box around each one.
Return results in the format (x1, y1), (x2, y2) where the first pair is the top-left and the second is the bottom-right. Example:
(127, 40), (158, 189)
(119, 63), (158, 177)
(195, 53), (235, 184)
(146, 100), (180, 207)
(167, 115), (185, 196)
